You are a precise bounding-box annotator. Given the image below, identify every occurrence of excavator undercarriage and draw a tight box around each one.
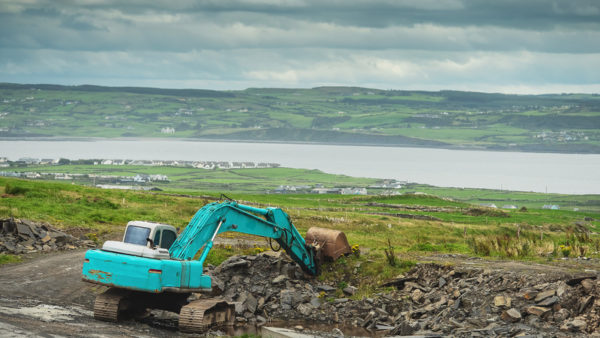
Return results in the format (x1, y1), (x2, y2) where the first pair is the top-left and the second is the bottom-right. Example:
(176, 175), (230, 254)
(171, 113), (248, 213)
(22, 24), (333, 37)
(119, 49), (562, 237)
(93, 287), (235, 332)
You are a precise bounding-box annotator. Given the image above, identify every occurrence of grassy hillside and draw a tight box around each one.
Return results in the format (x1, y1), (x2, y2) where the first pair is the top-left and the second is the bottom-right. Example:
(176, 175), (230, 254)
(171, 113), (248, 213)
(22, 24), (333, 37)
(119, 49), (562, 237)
(1, 83), (599, 153)
(2, 177), (600, 265)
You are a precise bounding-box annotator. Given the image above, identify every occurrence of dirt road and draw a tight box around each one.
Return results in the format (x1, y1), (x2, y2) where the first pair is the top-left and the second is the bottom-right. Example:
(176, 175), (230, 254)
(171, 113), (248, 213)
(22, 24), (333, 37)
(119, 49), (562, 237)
(0, 250), (189, 337)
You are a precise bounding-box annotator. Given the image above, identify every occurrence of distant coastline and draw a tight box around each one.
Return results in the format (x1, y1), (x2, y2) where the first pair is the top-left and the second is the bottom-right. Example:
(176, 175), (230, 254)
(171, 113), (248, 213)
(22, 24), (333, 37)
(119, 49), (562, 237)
(1, 136), (598, 155)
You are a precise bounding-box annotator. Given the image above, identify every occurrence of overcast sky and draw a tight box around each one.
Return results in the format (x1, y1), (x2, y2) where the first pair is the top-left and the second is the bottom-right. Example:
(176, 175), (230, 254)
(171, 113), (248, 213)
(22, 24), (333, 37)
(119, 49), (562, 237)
(1, 0), (599, 94)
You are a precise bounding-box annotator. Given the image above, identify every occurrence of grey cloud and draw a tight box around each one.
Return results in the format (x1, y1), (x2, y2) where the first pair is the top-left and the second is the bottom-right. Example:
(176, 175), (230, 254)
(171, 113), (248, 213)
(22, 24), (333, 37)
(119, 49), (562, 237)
(1, 9), (599, 54)
(2, 47), (598, 86)
(6, 0), (600, 29)
(0, 0), (598, 93)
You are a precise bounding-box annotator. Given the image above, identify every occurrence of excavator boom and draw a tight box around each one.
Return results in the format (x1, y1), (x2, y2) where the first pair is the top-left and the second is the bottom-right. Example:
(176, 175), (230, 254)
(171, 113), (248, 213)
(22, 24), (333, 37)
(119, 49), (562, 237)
(169, 201), (320, 275)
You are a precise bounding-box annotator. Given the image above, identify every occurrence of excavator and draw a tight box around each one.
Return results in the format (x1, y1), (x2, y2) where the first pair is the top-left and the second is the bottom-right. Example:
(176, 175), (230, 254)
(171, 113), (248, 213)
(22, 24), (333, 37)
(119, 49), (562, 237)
(82, 200), (351, 332)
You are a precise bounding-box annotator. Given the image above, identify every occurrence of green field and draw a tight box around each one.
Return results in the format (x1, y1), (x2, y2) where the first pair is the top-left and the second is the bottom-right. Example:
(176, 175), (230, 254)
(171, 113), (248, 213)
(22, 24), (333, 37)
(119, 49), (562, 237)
(7, 164), (600, 213)
(2, 176), (599, 257)
(404, 184), (600, 213)
(1, 83), (599, 153)
(2, 176), (600, 291)
(7, 164), (380, 193)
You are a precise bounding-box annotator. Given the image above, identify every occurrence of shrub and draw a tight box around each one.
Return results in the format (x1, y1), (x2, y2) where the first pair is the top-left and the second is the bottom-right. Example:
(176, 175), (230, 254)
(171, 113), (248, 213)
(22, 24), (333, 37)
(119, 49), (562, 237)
(4, 183), (29, 195)
(560, 245), (571, 257)
(351, 244), (360, 257)
(383, 239), (396, 267)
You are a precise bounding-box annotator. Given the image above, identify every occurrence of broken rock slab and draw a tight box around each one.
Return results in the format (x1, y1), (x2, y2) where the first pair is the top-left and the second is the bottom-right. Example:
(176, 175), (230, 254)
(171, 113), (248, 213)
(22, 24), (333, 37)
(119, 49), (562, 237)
(534, 289), (555, 302)
(343, 286), (357, 296)
(526, 306), (551, 317)
(494, 295), (511, 308)
(272, 275), (288, 284)
(560, 317), (587, 332)
(537, 295), (559, 307)
(296, 303), (313, 316)
(501, 308), (522, 323)
(316, 285), (336, 293)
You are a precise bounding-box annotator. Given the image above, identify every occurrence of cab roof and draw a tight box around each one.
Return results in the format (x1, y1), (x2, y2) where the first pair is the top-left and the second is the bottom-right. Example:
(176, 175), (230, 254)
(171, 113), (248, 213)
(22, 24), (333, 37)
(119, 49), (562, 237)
(126, 221), (177, 231)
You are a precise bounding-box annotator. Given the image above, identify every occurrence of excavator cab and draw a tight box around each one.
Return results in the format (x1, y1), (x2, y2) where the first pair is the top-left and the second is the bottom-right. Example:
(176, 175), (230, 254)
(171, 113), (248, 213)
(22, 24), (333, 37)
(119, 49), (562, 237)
(122, 221), (178, 249)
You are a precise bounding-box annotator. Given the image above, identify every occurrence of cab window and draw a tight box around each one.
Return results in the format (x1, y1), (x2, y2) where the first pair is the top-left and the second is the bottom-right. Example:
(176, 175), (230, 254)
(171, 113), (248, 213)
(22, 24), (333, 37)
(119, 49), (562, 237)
(153, 230), (162, 247)
(124, 226), (151, 246)
(160, 230), (177, 249)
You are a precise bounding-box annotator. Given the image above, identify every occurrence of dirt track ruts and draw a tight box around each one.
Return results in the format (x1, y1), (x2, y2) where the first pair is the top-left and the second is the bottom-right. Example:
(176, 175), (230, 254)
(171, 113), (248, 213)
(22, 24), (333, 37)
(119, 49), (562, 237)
(0, 250), (187, 337)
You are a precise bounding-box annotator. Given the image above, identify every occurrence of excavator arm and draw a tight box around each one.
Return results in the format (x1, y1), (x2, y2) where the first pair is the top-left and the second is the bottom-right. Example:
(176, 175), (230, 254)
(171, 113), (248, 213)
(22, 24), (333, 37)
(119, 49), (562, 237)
(169, 201), (320, 275)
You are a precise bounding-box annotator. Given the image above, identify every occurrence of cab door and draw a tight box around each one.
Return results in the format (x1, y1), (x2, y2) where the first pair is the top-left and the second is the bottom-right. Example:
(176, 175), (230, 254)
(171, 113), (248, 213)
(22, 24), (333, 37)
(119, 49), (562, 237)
(153, 227), (177, 249)
(159, 229), (177, 249)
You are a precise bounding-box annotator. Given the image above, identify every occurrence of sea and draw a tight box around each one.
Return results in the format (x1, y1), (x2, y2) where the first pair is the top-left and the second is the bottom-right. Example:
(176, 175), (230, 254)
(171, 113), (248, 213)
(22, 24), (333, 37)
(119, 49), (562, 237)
(1, 139), (599, 194)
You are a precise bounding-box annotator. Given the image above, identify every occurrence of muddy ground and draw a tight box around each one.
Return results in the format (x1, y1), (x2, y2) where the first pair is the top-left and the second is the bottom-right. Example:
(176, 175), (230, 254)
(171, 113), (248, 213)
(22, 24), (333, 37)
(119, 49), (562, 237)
(1, 249), (599, 337)
(0, 249), (183, 337)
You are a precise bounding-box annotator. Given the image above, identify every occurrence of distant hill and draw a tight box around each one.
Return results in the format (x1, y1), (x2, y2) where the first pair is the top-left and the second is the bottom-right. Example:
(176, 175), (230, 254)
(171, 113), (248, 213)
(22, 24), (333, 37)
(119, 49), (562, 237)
(1, 83), (599, 153)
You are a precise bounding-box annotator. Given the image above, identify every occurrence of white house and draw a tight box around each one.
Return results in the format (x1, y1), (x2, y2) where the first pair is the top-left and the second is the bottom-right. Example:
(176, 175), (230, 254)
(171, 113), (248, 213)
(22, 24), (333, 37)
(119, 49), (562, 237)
(149, 174), (169, 182)
(479, 203), (498, 208)
(341, 188), (368, 195)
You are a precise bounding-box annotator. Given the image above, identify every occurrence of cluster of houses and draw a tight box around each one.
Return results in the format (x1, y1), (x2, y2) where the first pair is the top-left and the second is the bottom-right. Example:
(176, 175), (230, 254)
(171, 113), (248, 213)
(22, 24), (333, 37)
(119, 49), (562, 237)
(97, 159), (280, 169)
(480, 203), (518, 209)
(270, 181), (405, 195)
(2, 157), (280, 170)
(480, 203), (562, 210)
(534, 130), (588, 142)
(0, 157), (57, 167)
(271, 185), (369, 195)
(0, 171), (169, 184)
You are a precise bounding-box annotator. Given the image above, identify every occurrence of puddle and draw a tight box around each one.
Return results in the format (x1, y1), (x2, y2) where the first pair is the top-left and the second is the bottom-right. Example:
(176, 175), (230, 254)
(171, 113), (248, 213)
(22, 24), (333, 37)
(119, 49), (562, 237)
(0, 321), (37, 338)
(0, 304), (92, 322)
(263, 320), (378, 337)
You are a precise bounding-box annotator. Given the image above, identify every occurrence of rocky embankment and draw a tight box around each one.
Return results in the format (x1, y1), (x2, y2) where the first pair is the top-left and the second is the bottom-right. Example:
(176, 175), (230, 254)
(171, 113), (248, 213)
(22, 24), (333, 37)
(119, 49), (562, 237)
(0, 218), (95, 254)
(208, 252), (600, 337)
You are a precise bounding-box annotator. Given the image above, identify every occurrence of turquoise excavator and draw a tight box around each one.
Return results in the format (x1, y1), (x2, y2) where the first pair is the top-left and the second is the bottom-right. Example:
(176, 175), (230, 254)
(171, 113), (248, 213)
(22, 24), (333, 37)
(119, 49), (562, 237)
(82, 200), (350, 332)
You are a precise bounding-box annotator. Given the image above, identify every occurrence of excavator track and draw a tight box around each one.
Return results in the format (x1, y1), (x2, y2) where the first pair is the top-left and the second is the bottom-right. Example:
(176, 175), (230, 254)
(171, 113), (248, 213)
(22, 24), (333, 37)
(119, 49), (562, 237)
(179, 298), (235, 333)
(93, 288), (131, 322)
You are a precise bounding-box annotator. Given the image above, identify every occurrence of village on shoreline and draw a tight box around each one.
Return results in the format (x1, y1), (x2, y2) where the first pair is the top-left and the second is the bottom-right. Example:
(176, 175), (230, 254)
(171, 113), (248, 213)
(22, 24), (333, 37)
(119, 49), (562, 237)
(0, 156), (405, 195)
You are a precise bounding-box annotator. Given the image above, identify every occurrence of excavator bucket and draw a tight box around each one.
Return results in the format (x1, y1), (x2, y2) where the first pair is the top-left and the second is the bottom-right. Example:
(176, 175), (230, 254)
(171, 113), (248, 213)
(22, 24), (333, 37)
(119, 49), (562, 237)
(305, 227), (351, 261)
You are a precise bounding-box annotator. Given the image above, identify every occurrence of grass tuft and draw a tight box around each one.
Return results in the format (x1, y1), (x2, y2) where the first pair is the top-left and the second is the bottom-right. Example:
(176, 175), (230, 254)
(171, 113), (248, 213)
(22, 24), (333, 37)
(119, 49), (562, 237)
(0, 254), (22, 265)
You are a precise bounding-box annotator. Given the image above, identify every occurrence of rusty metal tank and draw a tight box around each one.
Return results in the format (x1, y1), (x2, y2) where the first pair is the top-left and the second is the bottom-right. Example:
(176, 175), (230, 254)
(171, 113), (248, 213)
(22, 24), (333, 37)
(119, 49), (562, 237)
(305, 227), (351, 261)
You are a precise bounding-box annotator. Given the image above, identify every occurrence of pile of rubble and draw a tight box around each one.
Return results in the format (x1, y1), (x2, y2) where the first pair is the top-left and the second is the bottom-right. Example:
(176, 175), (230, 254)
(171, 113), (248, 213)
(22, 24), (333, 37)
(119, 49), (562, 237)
(208, 252), (600, 336)
(0, 218), (95, 254)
